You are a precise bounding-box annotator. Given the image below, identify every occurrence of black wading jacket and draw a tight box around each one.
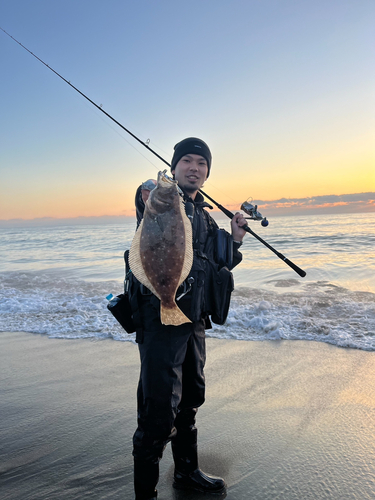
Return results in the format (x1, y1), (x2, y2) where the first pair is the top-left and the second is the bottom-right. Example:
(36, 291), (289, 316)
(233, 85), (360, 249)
(129, 189), (243, 329)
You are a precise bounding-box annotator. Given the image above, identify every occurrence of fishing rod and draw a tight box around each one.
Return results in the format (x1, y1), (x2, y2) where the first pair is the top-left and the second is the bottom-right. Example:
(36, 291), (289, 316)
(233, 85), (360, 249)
(200, 189), (306, 277)
(1, 27), (306, 278)
(0, 26), (170, 169)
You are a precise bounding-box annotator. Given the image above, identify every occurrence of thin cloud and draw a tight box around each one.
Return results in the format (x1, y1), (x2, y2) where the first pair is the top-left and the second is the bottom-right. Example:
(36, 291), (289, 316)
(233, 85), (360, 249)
(1, 193), (374, 226)
(253, 192), (375, 216)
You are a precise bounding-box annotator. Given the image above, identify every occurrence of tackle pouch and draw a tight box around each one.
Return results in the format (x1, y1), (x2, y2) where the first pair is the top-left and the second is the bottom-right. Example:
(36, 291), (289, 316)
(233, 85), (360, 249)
(106, 250), (136, 334)
(206, 263), (234, 325)
(107, 293), (135, 333)
(215, 228), (233, 269)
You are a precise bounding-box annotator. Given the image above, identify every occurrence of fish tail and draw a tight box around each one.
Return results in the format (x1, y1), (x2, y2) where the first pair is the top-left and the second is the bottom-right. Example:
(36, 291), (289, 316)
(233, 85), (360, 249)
(160, 303), (192, 326)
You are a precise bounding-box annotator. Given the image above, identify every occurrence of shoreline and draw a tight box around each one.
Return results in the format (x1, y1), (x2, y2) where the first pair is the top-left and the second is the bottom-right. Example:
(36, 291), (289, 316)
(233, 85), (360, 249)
(1, 332), (375, 499)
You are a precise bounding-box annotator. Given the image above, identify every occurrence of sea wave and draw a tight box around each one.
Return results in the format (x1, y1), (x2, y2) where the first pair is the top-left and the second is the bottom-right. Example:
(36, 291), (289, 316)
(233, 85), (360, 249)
(210, 285), (375, 351)
(0, 272), (374, 351)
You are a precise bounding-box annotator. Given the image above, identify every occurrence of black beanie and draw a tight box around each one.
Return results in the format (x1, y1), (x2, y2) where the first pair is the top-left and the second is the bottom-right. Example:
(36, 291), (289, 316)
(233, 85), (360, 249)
(171, 137), (212, 178)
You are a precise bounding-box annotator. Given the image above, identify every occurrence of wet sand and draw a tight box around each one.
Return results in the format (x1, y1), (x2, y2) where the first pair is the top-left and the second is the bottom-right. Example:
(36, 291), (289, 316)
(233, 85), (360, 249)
(1, 332), (375, 499)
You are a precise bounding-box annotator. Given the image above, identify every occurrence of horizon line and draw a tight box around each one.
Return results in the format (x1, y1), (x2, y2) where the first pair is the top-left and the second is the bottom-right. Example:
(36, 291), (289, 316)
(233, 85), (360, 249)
(0, 191), (374, 227)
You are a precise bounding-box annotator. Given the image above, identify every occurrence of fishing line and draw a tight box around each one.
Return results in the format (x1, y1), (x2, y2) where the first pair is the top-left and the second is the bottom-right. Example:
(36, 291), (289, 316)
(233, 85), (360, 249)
(83, 102), (162, 172)
(0, 26), (170, 169)
(1, 26), (306, 277)
(202, 178), (243, 209)
(87, 104), (169, 173)
(1, 26), (239, 190)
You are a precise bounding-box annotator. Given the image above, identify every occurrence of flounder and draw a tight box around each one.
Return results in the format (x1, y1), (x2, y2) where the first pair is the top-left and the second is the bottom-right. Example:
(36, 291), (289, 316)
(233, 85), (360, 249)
(129, 171), (193, 326)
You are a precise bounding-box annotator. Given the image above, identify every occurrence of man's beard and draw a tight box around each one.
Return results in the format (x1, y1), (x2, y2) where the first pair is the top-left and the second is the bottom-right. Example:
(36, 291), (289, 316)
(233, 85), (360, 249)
(182, 184), (198, 195)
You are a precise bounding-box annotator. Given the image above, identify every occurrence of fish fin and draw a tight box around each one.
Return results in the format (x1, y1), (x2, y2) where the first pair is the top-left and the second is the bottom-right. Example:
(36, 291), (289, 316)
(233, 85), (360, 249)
(177, 195), (194, 287)
(129, 219), (161, 299)
(160, 303), (192, 326)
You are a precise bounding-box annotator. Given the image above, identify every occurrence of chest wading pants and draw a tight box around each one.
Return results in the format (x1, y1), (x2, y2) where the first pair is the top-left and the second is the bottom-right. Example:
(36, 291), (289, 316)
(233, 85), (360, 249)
(132, 307), (206, 499)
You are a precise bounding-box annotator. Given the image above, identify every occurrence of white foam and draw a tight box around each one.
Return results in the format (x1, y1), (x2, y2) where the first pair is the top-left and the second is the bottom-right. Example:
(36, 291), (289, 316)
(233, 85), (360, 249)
(209, 286), (375, 350)
(0, 271), (134, 342)
(1, 272), (374, 350)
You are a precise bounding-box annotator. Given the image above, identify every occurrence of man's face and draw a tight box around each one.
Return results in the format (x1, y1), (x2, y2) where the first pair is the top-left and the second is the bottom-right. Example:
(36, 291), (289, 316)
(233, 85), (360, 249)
(172, 154), (208, 197)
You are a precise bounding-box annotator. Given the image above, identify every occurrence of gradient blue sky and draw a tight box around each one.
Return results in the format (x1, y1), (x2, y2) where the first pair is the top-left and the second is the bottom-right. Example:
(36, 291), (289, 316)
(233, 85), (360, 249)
(1, 0), (374, 220)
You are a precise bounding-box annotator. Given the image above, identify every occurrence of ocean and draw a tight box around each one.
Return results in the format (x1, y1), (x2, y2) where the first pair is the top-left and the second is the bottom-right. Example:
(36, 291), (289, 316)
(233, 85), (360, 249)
(1, 212), (374, 350)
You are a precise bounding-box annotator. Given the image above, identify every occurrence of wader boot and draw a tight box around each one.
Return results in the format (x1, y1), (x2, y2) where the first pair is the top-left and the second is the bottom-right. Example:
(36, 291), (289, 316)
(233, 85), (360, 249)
(172, 418), (226, 495)
(134, 458), (159, 500)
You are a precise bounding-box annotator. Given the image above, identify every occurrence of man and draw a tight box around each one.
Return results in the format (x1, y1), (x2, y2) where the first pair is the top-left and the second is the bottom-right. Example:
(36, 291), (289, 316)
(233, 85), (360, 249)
(130, 138), (246, 500)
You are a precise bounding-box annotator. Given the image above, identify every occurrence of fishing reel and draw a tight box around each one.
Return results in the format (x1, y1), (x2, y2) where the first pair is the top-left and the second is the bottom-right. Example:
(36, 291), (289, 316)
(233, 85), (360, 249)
(241, 198), (269, 227)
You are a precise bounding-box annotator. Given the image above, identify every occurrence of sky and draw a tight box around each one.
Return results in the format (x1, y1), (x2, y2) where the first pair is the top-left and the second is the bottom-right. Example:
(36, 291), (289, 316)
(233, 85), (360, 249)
(0, 0), (374, 222)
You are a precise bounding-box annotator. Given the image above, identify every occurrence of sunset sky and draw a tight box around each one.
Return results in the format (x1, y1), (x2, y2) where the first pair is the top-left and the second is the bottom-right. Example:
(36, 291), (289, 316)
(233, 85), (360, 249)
(1, 0), (374, 222)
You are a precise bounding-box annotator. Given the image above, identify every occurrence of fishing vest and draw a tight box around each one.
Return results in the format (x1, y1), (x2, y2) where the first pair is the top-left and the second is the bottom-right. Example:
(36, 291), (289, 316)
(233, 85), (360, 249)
(128, 191), (240, 331)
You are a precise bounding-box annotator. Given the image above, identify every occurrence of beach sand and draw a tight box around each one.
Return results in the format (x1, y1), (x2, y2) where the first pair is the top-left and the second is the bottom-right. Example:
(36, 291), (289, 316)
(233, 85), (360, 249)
(1, 332), (375, 500)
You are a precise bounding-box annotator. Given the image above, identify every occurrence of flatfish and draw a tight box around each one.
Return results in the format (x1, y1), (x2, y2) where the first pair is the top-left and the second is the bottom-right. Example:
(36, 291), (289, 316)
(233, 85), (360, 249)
(129, 171), (193, 326)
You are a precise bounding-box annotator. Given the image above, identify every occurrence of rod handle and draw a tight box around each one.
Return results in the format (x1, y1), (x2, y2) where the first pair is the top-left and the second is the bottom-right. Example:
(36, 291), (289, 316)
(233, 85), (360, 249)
(281, 257), (306, 277)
